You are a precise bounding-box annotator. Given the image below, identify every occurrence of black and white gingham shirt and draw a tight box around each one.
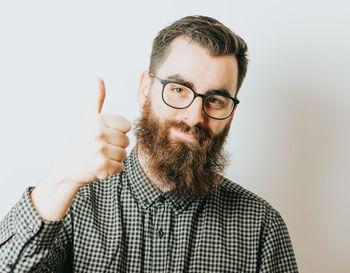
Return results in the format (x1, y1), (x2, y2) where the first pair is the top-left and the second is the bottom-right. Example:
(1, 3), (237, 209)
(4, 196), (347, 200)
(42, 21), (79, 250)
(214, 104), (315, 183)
(0, 148), (298, 272)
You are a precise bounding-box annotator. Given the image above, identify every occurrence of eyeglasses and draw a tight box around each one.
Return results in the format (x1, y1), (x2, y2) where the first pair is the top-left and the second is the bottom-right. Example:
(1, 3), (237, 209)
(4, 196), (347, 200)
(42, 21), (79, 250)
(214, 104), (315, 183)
(150, 74), (239, 120)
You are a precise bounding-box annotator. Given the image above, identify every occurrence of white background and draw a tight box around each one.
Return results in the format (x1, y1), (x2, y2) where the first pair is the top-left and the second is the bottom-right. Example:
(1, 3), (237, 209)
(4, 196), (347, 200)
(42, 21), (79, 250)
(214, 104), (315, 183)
(0, 0), (349, 272)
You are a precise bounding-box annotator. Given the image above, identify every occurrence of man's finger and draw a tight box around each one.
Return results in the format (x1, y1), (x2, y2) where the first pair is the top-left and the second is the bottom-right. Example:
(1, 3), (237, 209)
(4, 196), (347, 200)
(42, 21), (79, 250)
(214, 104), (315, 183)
(103, 144), (128, 162)
(99, 126), (130, 148)
(102, 114), (132, 133)
(96, 77), (106, 114)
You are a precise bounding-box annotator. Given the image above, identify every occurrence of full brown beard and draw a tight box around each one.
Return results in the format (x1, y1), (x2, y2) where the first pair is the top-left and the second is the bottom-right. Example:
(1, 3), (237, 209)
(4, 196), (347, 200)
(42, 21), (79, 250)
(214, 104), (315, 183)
(134, 99), (230, 197)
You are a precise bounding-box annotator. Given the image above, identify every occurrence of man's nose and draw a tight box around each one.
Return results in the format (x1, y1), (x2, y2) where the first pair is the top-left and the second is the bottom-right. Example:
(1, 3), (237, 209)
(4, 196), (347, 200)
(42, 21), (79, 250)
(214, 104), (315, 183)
(183, 97), (205, 126)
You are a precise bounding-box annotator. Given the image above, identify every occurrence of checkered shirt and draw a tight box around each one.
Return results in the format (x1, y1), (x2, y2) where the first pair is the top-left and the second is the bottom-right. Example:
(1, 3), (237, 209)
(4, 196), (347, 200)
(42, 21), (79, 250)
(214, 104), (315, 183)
(0, 148), (298, 272)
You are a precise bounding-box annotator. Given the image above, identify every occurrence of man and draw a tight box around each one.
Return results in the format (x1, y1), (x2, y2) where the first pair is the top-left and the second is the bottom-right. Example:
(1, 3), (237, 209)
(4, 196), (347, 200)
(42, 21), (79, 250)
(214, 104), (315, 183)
(0, 16), (298, 272)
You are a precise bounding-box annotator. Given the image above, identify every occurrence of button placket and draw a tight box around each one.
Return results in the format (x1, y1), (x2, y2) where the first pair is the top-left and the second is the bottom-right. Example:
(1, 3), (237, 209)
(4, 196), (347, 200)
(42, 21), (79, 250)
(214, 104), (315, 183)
(151, 197), (170, 272)
(154, 198), (166, 237)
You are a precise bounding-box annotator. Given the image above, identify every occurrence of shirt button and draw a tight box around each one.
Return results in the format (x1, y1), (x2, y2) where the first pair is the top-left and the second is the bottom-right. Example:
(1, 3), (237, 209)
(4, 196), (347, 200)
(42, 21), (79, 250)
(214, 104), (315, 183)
(157, 228), (164, 238)
(26, 223), (34, 233)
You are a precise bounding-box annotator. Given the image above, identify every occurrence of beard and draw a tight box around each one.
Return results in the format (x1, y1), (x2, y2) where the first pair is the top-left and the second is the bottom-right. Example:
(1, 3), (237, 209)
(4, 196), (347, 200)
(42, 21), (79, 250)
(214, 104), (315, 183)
(134, 99), (230, 197)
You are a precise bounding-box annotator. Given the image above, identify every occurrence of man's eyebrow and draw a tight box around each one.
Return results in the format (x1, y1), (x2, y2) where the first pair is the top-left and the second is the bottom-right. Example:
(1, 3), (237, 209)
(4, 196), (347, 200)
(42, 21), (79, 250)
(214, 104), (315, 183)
(165, 74), (195, 89)
(165, 73), (234, 97)
(206, 89), (232, 97)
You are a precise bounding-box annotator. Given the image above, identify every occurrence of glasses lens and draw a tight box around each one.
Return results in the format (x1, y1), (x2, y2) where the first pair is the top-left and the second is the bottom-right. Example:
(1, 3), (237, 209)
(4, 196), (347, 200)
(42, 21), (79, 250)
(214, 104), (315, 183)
(204, 95), (234, 119)
(163, 82), (194, 108)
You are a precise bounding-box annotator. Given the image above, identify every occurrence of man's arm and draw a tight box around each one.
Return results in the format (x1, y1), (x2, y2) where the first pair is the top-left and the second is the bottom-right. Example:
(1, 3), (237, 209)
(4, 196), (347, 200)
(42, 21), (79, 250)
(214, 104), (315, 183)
(0, 78), (131, 271)
(0, 188), (72, 272)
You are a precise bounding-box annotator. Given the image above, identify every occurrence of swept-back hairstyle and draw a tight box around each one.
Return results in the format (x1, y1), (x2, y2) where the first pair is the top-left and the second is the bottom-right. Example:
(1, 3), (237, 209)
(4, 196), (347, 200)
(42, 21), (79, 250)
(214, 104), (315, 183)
(149, 15), (248, 95)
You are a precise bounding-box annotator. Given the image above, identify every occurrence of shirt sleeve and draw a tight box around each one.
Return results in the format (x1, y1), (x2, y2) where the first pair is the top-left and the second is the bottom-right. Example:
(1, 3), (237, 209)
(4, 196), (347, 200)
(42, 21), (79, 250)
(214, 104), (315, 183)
(258, 208), (299, 273)
(0, 187), (72, 273)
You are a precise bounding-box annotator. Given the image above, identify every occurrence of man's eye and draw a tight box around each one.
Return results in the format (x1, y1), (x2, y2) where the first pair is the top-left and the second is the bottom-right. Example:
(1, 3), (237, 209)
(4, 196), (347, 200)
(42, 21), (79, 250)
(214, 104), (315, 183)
(172, 87), (184, 93)
(206, 96), (229, 109)
(208, 97), (223, 105)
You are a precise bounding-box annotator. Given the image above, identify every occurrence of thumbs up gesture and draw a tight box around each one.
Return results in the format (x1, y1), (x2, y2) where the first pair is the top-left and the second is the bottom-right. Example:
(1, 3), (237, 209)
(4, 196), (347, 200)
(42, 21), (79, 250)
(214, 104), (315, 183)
(57, 78), (131, 187)
(31, 78), (131, 220)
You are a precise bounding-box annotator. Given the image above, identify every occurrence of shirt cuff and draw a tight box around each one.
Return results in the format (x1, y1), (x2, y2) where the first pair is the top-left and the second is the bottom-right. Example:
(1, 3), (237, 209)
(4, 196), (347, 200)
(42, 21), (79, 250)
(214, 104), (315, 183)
(14, 187), (64, 246)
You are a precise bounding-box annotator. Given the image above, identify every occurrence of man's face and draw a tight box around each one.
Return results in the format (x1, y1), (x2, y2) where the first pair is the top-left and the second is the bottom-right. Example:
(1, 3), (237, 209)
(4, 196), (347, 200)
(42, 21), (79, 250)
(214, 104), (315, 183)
(139, 37), (239, 139)
(135, 37), (239, 196)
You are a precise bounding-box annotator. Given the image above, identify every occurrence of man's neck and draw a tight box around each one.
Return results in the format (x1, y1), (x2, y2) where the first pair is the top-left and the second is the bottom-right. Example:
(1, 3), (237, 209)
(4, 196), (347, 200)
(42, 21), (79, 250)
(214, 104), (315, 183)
(137, 146), (173, 193)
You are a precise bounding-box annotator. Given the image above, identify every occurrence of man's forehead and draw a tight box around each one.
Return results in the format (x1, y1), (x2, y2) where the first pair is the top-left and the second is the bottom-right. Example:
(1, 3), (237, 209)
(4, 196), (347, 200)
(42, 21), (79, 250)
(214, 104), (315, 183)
(156, 38), (238, 96)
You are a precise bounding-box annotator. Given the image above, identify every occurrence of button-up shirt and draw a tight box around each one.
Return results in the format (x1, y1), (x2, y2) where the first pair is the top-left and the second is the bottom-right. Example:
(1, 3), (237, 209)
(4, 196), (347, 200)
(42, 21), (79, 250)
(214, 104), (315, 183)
(0, 148), (298, 272)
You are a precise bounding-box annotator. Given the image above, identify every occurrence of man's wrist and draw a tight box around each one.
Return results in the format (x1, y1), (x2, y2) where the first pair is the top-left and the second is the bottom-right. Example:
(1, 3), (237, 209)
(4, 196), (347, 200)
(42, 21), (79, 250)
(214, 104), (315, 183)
(30, 176), (80, 221)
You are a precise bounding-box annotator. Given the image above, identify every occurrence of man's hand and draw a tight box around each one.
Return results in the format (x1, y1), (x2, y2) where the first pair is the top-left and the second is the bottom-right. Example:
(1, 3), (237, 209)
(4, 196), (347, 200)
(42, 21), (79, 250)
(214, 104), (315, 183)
(56, 78), (131, 187)
(30, 78), (131, 220)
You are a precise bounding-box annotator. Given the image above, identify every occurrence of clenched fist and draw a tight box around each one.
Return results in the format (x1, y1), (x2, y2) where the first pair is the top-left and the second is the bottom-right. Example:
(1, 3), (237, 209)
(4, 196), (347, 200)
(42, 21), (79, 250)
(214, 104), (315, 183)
(31, 78), (131, 220)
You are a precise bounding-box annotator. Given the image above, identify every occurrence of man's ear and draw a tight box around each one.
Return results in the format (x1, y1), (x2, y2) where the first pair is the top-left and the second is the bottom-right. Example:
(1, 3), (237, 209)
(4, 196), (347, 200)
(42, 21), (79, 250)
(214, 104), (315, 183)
(137, 71), (151, 109)
(231, 104), (238, 118)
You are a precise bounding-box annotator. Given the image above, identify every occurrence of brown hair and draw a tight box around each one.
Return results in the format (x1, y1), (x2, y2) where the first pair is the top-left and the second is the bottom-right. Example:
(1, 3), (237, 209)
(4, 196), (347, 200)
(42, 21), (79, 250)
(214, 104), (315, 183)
(149, 15), (248, 95)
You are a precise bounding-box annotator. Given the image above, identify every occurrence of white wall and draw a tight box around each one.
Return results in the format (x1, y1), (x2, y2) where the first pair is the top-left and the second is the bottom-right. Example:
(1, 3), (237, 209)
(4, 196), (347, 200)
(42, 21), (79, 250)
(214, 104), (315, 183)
(0, 1), (349, 272)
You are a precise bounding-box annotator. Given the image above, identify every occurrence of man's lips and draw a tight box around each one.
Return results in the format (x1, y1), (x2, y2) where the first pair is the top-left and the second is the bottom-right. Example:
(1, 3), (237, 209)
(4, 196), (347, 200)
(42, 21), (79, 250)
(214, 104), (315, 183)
(170, 128), (198, 141)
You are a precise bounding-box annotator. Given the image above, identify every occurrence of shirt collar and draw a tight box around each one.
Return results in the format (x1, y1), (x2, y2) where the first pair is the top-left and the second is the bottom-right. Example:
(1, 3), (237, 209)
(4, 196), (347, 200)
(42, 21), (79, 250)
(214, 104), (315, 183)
(124, 147), (197, 213)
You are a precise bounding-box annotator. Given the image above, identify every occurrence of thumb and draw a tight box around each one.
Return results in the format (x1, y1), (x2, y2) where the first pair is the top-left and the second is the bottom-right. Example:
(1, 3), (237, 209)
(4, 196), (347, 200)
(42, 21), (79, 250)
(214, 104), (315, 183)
(96, 77), (106, 114)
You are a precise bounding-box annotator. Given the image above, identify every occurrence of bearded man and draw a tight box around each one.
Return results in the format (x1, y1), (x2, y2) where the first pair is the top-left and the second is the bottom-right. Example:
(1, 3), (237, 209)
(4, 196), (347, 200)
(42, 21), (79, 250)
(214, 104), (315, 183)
(0, 16), (298, 272)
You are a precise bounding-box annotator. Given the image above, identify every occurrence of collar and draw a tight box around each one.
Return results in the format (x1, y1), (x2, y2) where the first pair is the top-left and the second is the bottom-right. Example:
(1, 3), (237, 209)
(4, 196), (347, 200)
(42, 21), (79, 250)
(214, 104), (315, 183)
(124, 147), (198, 214)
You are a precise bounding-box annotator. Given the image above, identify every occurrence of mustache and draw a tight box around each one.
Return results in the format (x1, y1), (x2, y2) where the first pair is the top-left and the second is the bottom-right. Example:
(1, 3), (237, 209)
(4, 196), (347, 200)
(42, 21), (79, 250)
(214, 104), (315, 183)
(163, 119), (213, 143)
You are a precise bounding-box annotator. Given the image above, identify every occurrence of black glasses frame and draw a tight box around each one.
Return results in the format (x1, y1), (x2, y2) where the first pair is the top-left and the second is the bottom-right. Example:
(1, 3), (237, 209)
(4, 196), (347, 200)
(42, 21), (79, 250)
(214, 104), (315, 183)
(150, 74), (240, 120)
